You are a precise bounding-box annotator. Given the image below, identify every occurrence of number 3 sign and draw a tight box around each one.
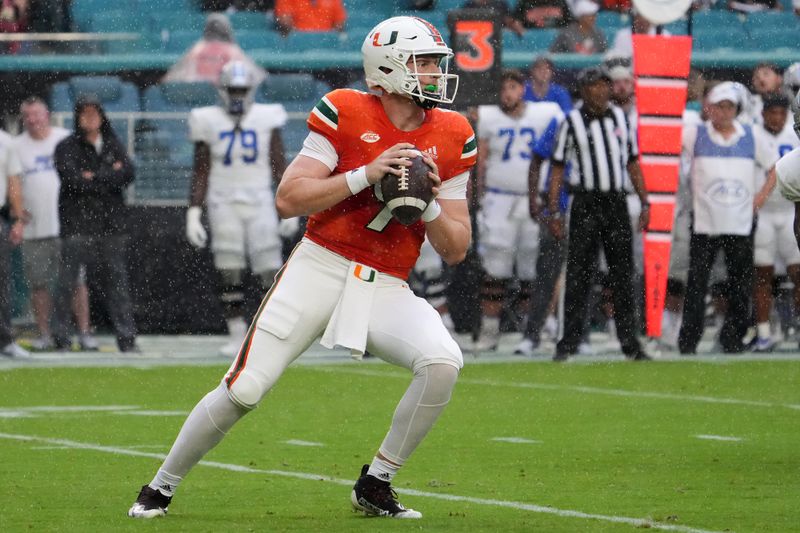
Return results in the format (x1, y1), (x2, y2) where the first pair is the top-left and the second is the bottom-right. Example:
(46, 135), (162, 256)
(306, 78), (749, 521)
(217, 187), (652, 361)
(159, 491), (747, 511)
(447, 9), (503, 108)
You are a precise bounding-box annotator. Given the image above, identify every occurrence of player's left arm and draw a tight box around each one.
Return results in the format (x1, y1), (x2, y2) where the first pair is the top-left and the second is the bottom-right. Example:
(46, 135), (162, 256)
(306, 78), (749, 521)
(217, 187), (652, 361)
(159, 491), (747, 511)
(270, 130), (287, 187)
(755, 165), (777, 212)
(421, 153), (471, 266)
(753, 130), (779, 212)
(476, 137), (489, 198)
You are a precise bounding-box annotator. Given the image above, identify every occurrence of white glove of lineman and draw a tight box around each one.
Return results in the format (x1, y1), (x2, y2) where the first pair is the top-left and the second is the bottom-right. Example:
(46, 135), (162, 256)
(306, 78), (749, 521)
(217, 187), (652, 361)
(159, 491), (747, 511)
(185, 206), (208, 248)
(278, 217), (300, 239)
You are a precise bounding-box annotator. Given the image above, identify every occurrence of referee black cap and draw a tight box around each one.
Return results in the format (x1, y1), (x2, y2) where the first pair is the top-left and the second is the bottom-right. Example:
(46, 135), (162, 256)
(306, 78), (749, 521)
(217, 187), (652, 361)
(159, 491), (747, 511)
(577, 66), (611, 88)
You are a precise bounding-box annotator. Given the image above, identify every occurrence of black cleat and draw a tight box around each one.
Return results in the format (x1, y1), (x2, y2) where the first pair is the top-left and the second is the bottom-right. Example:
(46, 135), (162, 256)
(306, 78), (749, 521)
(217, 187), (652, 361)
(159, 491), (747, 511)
(351, 464), (421, 518)
(625, 350), (653, 361)
(127, 485), (172, 518)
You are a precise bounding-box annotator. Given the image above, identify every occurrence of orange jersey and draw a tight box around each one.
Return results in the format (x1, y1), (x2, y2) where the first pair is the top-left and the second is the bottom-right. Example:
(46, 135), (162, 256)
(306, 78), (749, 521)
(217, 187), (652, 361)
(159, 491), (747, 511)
(305, 89), (477, 279)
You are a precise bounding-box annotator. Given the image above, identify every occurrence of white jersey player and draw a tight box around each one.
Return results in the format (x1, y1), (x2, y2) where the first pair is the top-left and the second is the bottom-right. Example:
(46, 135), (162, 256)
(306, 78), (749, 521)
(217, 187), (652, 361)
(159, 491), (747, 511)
(776, 90), (800, 263)
(474, 69), (564, 351)
(186, 60), (287, 356)
(752, 94), (800, 351)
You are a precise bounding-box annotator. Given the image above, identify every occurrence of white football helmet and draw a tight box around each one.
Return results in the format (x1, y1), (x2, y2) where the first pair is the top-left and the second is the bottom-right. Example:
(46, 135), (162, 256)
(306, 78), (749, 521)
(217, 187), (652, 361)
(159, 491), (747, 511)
(783, 62), (800, 111)
(794, 90), (800, 140)
(219, 60), (256, 116)
(361, 16), (458, 109)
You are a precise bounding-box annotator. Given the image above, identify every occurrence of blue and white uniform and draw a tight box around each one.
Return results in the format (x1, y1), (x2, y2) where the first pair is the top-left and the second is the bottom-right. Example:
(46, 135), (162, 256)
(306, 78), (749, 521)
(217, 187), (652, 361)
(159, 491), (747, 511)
(189, 103), (287, 273)
(754, 123), (800, 267)
(476, 102), (563, 279)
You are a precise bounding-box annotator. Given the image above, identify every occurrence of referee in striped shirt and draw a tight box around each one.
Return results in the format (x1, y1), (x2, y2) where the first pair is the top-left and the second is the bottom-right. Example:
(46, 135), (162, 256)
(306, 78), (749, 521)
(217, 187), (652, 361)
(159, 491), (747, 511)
(546, 66), (651, 361)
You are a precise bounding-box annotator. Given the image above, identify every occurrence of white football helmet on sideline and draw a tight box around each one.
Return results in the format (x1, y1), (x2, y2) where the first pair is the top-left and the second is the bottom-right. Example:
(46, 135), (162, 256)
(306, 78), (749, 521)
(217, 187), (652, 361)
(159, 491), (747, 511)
(361, 16), (458, 109)
(783, 62), (800, 111)
(219, 60), (256, 116)
(794, 90), (800, 140)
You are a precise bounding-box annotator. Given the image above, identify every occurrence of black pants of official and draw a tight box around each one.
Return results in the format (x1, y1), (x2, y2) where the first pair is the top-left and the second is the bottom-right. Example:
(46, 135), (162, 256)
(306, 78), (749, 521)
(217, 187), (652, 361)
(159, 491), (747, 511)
(678, 232), (753, 353)
(524, 214), (566, 343)
(557, 193), (641, 356)
(52, 234), (137, 348)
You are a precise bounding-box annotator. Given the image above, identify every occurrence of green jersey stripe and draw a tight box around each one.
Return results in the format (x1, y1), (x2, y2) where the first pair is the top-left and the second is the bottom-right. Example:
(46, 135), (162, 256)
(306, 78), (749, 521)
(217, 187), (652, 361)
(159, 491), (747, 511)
(461, 135), (477, 156)
(314, 97), (338, 127)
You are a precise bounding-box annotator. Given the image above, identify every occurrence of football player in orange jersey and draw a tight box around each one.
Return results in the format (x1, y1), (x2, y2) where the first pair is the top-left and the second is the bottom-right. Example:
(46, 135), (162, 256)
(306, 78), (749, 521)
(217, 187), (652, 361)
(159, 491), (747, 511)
(129, 16), (477, 520)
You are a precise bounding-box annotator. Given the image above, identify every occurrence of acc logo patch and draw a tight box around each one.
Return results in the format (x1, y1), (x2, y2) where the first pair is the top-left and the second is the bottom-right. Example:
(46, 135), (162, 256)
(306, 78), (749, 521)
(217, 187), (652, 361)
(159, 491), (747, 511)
(706, 178), (749, 207)
(360, 132), (381, 143)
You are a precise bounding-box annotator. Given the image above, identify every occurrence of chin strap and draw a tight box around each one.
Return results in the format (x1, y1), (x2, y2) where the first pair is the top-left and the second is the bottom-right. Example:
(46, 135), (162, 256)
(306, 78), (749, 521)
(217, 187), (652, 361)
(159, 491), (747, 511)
(412, 94), (438, 110)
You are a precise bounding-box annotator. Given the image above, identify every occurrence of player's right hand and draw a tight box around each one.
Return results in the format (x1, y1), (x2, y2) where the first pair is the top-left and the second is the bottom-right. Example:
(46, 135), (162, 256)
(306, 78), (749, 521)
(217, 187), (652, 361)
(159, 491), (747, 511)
(185, 206), (208, 248)
(364, 143), (416, 184)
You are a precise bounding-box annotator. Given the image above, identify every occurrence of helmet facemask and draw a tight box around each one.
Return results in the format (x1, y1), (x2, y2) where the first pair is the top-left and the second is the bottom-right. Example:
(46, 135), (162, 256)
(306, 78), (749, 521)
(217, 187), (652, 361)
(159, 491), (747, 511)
(223, 87), (251, 116)
(401, 52), (459, 109)
(218, 61), (256, 118)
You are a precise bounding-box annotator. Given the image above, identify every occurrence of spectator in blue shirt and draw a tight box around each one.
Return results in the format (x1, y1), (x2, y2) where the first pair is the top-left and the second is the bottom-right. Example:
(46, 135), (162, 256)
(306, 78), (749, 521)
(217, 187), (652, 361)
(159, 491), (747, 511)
(523, 55), (572, 112)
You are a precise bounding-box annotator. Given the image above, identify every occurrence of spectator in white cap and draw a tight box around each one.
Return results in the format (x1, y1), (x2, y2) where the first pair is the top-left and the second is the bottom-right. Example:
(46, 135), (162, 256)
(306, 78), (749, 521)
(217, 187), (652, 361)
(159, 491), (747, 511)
(677, 81), (778, 354)
(549, 0), (607, 54)
(606, 55), (635, 114)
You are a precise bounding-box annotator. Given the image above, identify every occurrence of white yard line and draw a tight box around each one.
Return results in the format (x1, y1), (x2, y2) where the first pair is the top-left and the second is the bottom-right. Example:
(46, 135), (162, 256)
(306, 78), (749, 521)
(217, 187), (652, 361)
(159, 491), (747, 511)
(491, 437), (542, 444)
(0, 405), (139, 418)
(284, 439), (324, 447)
(311, 367), (800, 411)
(112, 410), (189, 416)
(694, 435), (743, 442)
(0, 431), (727, 533)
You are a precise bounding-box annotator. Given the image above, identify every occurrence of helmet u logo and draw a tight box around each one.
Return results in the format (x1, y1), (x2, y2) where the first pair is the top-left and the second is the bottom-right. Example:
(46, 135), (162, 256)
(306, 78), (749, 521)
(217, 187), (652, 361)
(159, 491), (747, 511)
(372, 31), (398, 47)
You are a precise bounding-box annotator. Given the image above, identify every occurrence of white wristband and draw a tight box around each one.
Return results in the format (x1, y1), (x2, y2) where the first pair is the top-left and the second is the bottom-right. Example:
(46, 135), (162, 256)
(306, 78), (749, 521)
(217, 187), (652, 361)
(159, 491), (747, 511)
(421, 200), (441, 222)
(345, 166), (370, 195)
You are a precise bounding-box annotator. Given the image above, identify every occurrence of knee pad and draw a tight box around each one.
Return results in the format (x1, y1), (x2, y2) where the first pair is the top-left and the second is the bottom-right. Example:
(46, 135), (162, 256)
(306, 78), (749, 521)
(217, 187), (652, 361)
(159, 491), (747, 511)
(481, 277), (507, 302)
(226, 368), (269, 410)
(417, 363), (459, 406)
(219, 269), (245, 318)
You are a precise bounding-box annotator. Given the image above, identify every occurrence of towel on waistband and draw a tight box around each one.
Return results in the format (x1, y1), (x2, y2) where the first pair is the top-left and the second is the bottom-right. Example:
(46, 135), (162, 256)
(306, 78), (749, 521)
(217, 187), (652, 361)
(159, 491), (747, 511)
(320, 262), (377, 360)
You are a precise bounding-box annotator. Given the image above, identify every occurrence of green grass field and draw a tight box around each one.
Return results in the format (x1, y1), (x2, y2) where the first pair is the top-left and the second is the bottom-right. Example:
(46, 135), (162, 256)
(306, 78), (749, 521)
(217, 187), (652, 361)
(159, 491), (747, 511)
(1, 358), (799, 532)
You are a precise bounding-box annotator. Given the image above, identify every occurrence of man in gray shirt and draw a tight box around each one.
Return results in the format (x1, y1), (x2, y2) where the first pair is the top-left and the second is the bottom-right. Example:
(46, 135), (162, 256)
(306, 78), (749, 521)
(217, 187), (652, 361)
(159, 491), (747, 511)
(549, 0), (607, 55)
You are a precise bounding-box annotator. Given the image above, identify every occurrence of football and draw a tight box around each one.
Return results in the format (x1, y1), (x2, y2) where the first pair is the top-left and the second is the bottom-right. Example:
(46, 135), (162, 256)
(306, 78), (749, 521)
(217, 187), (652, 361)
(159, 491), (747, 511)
(379, 149), (435, 226)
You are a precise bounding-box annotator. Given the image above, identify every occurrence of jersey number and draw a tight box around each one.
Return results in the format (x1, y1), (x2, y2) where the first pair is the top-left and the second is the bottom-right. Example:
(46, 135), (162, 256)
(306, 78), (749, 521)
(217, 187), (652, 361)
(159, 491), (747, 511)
(454, 20), (494, 72)
(219, 129), (258, 166)
(499, 127), (536, 161)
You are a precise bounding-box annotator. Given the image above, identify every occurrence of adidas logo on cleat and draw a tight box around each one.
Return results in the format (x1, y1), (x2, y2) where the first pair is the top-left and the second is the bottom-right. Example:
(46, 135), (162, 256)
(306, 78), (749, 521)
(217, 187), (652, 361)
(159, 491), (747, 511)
(350, 464), (422, 519)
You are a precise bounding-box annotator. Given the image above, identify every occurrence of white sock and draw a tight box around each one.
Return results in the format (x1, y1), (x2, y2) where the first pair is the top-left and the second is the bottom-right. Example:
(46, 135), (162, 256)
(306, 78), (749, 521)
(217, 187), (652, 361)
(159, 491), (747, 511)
(757, 322), (771, 339)
(151, 384), (247, 495)
(367, 456), (399, 483)
(481, 316), (500, 336)
(226, 317), (248, 339)
(149, 469), (182, 497)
